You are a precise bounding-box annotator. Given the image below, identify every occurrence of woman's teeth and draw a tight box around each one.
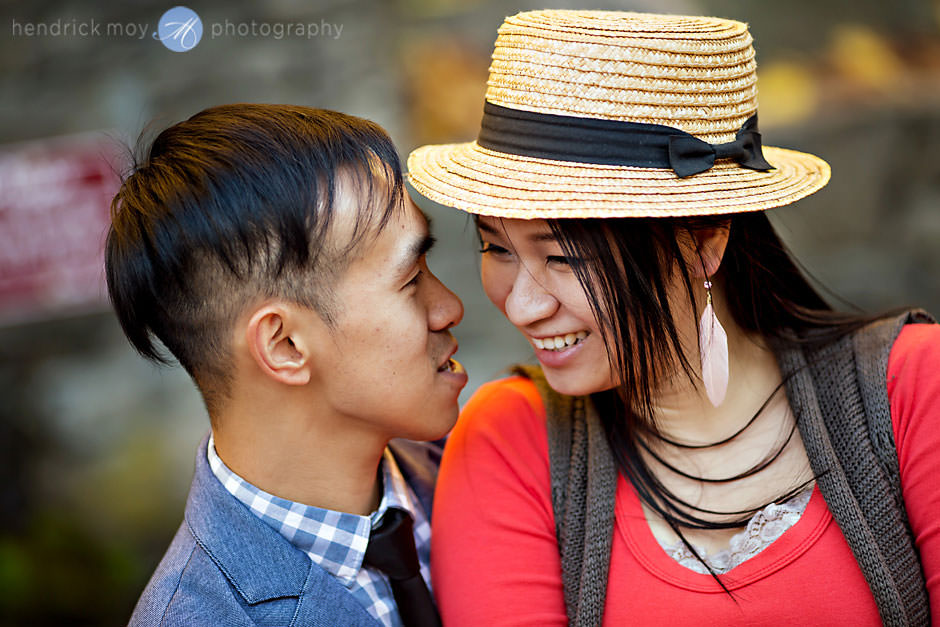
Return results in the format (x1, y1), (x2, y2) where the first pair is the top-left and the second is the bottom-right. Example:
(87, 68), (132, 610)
(533, 331), (588, 351)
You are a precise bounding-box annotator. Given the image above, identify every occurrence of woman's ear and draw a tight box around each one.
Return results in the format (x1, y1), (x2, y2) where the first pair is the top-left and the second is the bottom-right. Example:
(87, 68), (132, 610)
(686, 225), (731, 279)
(245, 303), (315, 386)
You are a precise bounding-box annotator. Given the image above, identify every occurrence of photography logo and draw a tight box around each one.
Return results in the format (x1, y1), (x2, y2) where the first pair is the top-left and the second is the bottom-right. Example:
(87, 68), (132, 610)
(154, 6), (202, 52)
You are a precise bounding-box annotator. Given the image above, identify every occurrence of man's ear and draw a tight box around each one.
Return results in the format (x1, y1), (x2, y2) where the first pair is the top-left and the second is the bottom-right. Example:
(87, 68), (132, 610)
(685, 225), (731, 279)
(245, 303), (317, 386)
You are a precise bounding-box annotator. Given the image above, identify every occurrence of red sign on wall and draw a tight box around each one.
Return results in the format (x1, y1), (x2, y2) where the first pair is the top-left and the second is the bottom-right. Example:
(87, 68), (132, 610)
(0, 133), (122, 325)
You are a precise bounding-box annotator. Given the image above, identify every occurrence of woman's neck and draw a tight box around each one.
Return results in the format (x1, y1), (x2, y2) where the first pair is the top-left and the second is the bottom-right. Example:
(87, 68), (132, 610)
(650, 300), (784, 445)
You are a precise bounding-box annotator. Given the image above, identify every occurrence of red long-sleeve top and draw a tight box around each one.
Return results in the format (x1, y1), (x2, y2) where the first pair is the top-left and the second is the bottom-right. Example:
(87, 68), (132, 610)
(432, 324), (940, 625)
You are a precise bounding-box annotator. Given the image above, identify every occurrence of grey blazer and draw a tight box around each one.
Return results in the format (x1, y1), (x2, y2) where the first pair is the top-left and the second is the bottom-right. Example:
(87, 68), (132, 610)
(128, 434), (441, 626)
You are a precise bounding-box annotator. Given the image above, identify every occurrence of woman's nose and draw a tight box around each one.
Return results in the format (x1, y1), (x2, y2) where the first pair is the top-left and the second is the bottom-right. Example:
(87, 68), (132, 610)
(504, 266), (558, 328)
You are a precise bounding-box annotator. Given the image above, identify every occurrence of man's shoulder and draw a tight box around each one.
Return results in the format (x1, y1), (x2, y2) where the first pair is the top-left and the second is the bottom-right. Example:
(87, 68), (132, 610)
(129, 515), (339, 626)
(127, 522), (263, 626)
(129, 437), (385, 626)
(128, 438), (303, 627)
(129, 513), (381, 627)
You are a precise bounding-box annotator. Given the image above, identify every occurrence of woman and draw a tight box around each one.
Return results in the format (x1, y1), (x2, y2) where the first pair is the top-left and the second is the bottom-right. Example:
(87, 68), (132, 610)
(407, 10), (939, 627)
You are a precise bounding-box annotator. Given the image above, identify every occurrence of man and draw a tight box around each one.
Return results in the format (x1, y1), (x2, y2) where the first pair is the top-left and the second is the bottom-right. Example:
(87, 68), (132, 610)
(107, 104), (467, 626)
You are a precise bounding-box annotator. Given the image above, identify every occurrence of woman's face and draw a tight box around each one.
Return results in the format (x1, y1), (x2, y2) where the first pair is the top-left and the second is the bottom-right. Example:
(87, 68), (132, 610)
(477, 216), (618, 396)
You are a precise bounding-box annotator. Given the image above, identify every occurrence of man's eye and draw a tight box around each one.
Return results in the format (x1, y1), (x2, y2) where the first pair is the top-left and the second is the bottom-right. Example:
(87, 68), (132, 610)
(406, 271), (422, 287)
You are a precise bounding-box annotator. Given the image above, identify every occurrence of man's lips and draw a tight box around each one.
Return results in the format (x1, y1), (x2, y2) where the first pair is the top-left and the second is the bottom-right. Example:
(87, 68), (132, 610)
(437, 344), (459, 371)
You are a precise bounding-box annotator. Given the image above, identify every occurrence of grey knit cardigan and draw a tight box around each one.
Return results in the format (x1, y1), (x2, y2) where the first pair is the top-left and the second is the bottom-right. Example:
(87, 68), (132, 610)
(515, 310), (933, 627)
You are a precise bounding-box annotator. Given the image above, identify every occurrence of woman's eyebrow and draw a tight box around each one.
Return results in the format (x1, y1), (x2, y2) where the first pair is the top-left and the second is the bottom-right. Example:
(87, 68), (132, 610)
(477, 221), (557, 243)
(528, 231), (558, 243)
(476, 221), (501, 236)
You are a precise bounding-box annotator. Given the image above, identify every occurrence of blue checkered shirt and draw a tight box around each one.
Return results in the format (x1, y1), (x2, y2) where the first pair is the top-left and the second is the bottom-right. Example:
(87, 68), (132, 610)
(207, 435), (432, 627)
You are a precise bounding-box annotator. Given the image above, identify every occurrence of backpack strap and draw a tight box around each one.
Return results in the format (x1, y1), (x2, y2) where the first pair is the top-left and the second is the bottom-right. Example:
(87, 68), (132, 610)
(774, 310), (932, 626)
(512, 365), (615, 627)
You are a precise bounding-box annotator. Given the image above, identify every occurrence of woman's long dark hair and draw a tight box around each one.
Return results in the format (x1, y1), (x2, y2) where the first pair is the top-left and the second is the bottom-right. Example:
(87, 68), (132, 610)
(548, 210), (888, 583)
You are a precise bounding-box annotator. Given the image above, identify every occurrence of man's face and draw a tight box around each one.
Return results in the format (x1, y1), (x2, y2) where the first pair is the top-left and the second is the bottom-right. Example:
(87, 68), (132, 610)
(310, 190), (467, 442)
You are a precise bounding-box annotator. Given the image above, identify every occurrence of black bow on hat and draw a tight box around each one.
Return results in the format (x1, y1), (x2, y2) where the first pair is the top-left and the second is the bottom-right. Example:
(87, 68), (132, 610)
(667, 115), (774, 178)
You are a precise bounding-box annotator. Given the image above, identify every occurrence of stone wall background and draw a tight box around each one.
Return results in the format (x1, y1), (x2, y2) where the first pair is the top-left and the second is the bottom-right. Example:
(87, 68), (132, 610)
(0, 0), (938, 624)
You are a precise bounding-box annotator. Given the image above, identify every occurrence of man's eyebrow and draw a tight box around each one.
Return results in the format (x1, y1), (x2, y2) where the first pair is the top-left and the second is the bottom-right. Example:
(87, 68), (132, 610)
(394, 218), (436, 278)
(414, 209), (436, 258)
(414, 233), (436, 258)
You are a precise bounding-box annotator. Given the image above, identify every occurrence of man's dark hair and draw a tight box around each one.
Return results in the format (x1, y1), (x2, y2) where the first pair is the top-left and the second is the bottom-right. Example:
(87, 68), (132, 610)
(105, 104), (403, 411)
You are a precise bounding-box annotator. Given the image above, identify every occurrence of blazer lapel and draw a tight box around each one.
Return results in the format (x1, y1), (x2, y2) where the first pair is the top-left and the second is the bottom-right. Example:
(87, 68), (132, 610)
(185, 434), (381, 625)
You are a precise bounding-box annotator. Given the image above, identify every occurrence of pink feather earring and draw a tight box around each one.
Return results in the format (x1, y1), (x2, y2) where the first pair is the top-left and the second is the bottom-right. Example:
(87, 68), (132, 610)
(698, 278), (728, 407)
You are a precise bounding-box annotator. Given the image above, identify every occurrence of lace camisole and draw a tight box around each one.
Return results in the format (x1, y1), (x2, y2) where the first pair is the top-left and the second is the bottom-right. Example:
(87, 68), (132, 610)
(657, 487), (813, 574)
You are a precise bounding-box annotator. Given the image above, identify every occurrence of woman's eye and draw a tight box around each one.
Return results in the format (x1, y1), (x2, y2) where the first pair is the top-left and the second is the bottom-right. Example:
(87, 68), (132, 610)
(548, 255), (585, 269)
(479, 243), (510, 256)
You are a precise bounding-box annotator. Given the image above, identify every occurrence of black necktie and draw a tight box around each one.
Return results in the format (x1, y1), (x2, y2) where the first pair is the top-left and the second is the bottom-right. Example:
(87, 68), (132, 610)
(363, 507), (442, 627)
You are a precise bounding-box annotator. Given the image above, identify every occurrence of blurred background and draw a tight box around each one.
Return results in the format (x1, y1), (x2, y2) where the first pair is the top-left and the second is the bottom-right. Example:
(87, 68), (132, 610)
(1, 0), (938, 624)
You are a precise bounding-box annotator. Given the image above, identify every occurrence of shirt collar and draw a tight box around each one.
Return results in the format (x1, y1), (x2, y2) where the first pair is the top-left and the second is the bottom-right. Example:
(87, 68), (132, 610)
(206, 434), (418, 586)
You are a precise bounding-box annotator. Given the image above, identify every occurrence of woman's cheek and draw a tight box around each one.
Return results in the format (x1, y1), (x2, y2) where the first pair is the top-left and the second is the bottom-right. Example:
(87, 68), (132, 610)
(480, 264), (510, 313)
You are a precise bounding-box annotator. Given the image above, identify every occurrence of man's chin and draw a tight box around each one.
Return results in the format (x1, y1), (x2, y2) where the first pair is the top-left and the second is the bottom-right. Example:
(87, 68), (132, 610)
(388, 402), (458, 443)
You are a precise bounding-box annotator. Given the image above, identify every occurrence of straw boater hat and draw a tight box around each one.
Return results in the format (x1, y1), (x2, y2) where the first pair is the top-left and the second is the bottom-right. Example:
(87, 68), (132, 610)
(407, 10), (830, 218)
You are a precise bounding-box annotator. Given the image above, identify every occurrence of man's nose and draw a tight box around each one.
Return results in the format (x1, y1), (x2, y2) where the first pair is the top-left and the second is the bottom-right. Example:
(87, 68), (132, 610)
(427, 271), (464, 331)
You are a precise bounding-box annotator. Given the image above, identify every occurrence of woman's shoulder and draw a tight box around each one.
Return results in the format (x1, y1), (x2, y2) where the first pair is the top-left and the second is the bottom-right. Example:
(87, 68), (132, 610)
(463, 374), (545, 419)
(886, 321), (940, 461)
(890, 320), (940, 356)
(441, 375), (555, 491)
(887, 321), (940, 394)
(450, 375), (550, 452)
